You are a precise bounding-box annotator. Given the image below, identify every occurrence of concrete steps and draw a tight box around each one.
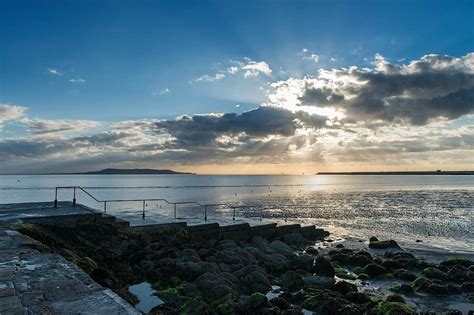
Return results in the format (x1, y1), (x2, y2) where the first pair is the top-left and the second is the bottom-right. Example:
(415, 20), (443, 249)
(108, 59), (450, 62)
(97, 214), (130, 228)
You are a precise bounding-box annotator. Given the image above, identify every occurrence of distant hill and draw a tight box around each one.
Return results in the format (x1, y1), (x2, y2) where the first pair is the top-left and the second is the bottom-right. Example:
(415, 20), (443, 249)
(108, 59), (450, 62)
(78, 168), (194, 175)
(317, 171), (474, 175)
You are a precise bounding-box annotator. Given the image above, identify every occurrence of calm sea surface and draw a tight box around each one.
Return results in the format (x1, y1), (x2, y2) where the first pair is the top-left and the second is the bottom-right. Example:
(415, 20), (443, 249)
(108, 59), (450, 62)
(1, 174), (473, 251)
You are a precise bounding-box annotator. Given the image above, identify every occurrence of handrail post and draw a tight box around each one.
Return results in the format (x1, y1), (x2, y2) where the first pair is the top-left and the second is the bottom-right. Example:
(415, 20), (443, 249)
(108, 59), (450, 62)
(72, 187), (76, 207)
(104, 201), (107, 213)
(232, 207), (235, 221)
(142, 200), (146, 219)
(204, 205), (207, 221)
(174, 204), (177, 219)
(54, 188), (58, 208)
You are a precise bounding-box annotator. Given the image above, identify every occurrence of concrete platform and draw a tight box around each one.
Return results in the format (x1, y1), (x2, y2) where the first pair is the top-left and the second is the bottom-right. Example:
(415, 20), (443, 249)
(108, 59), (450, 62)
(0, 201), (98, 224)
(0, 228), (139, 314)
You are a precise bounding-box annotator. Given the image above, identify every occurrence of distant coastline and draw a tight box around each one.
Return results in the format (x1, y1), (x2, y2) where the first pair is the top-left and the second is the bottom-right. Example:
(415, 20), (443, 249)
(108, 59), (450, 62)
(1, 168), (195, 175)
(317, 171), (474, 175)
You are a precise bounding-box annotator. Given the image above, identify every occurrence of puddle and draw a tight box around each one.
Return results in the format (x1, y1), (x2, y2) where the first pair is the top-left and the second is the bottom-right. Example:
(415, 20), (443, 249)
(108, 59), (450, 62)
(266, 285), (281, 300)
(129, 282), (164, 313)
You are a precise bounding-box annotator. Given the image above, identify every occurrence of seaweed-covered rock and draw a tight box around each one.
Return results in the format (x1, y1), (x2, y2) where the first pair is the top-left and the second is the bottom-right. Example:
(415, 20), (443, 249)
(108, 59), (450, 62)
(369, 239), (400, 249)
(305, 246), (319, 255)
(282, 233), (307, 247)
(176, 261), (219, 281)
(348, 253), (372, 267)
(412, 277), (431, 292)
(269, 296), (291, 309)
(334, 281), (357, 295)
(393, 269), (417, 281)
(372, 301), (415, 315)
(461, 282), (474, 292)
(363, 263), (388, 277)
(303, 275), (335, 290)
(233, 265), (271, 295)
(268, 240), (294, 257)
(422, 267), (449, 281)
(440, 258), (473, 267)
(178, 298), (210, 315)
(291, 254), (314, 272)
(448, 265), (471, 283)
(346, 292), (371, 304)
(313, 256), (335, 277)
(331, 253), (350, 265)
(237, 292), (269, 313)
(301, 290), (359, 314)
(194, 272), (239, 303)
(281, 270), (304, 292)
(251, 236), (269, 252)
(386, 294), (405, 303)
(390, 284), (414, 294)
(260, 253), (289, 273)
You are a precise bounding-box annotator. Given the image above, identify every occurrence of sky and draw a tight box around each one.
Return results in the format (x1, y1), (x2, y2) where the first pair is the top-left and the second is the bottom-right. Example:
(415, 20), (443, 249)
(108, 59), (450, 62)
(0, 0), (473, 174)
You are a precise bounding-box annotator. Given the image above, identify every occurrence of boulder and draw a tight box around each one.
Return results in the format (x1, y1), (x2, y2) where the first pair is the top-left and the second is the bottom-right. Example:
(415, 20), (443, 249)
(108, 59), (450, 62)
(345, 292), (371, 304)
(268, 240), (293, 257)
(303, 275), (335, 290)
(305, 246), (319, 255)
(260, 253), (289, 273)
(281, 270), (304, 292)
(422, 267), (449, 281)
(313, 256), (335, 277)
(441, 258), (473, 267)
(333, 281), (357, 295)
(348, 253), (372, 267)
(233, 265), (271, 295)
(291, 254), (314, 272)
(363, 263), (388, 277)
(393, 269), (417, 281)
(194, 272), (239, 303)
(461, 282), (474, 292)
(175, 261), (219, 281)
(282, 233), (307, 247)
(369, 239), (400, 249)
(251, 236), (269, 252)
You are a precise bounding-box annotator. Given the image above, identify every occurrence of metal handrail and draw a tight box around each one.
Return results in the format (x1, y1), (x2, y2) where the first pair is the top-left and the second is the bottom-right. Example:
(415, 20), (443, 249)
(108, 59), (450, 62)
(54, 186), (265, 221)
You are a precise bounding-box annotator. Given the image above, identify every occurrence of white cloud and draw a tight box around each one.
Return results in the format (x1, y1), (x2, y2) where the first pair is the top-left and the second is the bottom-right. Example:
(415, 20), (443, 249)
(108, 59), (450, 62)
(242, 61), (272, 78)
(189, 73), (226, 84)
(68, 78), (86, 84)
(300, 49), (319, 63)
(153, 88), (171, 95)
(47, 68), (62, 76)
(227, 66), (239, 74)
(0, 104), (26, 128)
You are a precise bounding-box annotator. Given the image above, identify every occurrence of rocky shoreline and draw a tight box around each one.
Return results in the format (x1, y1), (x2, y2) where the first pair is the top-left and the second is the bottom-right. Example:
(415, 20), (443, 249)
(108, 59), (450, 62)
(17, 221), (474, 314)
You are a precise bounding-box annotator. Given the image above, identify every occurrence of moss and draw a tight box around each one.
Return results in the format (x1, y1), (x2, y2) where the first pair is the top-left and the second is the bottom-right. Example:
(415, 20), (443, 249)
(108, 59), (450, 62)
(178, 299), (209, 315)
(301, 296), (324, 311)
(156, 284), (185, 302)
(369, 240), (400, 249)
(248, 292), (268, 309)
(353, 266), (364, 275)
(440, 258), (473, 267)
(216, 303), (233, 315)
(389, 285), (402, 293)
(357, 273), (370, 280)
(411, 277), (431, 293)
(384, 273), (395, 280)
(372, 301), (415, 314)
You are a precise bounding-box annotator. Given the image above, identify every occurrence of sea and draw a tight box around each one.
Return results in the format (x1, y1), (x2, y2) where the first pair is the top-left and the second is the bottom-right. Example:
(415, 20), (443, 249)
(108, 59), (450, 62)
(1, 174), (473, 252)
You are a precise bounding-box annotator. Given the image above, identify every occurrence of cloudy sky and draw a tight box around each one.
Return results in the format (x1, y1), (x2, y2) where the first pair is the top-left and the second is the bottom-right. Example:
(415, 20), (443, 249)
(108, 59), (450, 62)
(1, 0), (473, 174)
